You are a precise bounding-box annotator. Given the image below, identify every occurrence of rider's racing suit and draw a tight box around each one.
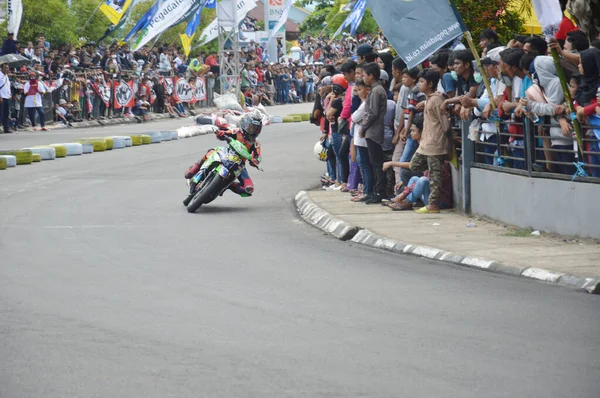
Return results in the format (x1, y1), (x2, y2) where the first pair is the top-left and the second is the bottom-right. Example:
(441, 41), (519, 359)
(185, 128), (261, 197)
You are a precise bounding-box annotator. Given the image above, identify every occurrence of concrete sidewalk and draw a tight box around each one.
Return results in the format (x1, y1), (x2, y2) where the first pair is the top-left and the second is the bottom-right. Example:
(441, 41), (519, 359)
(296, 189), (600, 294)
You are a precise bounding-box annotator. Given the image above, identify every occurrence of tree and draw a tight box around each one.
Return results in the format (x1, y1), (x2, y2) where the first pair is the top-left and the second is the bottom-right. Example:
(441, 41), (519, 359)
(454, 0), (523, 47)
(0, 0), (78, 46)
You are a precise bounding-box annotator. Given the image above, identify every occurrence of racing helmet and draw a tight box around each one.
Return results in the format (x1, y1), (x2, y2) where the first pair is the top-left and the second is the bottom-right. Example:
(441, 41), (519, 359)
(314, 141), (327, 162)
(240, 111), (263, 141)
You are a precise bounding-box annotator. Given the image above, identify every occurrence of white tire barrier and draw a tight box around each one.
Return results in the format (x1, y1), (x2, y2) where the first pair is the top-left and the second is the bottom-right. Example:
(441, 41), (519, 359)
(23, 147), (56, 160)
(0, 155), (17, 167)
(170, 131), (179, 140)
(147, 132), (163, 143)
(53, 143), (83, 156)
(160, 131), (173, 141)
(111, 136), (126, 149)
(123, 136), (132, 147)
(81, 143), (94, 154)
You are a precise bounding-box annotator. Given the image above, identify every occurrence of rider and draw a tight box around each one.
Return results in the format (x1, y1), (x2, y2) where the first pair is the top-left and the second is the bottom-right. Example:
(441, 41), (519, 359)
(183, 111), (263, 205)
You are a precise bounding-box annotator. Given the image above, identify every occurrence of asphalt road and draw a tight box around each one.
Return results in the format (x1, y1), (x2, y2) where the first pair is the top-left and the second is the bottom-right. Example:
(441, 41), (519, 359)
(1, 107), (599, 398)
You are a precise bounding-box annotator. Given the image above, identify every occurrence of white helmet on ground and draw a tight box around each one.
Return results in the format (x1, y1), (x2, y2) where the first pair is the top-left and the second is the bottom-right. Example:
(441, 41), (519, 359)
(314, 141), (327, 162)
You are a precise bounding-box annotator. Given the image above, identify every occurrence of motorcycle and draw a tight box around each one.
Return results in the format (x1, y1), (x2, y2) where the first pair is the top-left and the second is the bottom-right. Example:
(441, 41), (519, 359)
(185, 135), (262, 213)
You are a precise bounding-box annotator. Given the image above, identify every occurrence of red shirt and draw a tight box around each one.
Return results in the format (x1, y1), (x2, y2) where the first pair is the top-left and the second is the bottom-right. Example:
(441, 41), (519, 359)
(205, 55), (218, 67)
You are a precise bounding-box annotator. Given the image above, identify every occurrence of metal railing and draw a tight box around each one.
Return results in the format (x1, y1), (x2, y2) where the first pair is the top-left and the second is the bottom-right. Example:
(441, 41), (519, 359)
(469, 116), (600, 183)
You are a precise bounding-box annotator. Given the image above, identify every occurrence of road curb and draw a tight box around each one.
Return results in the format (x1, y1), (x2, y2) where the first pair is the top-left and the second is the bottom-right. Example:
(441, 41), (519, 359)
(294, 190), (600, 295)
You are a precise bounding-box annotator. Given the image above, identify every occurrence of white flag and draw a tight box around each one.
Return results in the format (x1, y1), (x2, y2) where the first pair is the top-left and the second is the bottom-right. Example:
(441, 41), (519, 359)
(531, 0), (563, 39)
(268, 0), (293, 41)
(132, 0), (200, 51)
(196, 0), (257, 46)
(6, 0), (23, 39)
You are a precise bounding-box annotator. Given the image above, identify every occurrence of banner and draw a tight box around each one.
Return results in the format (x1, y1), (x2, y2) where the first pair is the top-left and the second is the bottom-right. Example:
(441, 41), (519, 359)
(6, 0), (23, 39)
(162, 77), (174, 95)
(100, 0), (135, 25)
(114, 80), (135, 109)
(194, 76), (207, 102)
(332, 0), (366, 39)
(180, 0), (206, 56)
(131, 0), (203, 51)
(197, 0), (257, 46)
(124, 0), (161, 43)
(93, 81), (112, 107)
(531, 0), (563, 39)
(173, 77), (194, 102)
(268, 0), (292, 42)
(366, 0), (466, 68)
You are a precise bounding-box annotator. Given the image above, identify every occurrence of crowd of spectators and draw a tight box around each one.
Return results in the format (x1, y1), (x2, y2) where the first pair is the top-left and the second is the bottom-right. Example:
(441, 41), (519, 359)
(311, 28), (600, 214)
(0, 32), (225, 133)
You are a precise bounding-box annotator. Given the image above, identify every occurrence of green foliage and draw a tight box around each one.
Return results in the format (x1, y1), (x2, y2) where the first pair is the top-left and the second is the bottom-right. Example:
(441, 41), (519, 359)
(3, 0), (78, 46)
(454, 0), (524, 47)
(0, 0), (218, 51)
(299, 0), (378, 37)
(73, 0), (110, 44)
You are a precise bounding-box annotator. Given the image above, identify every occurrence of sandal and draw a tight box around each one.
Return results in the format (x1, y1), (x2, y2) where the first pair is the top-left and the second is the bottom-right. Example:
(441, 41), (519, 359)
(351, 194), (368, 202)
(387, 201), (412, 211)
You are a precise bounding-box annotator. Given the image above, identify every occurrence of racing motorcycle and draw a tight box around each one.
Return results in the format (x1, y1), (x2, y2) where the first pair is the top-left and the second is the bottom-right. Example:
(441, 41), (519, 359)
(185, 135), (262, 213)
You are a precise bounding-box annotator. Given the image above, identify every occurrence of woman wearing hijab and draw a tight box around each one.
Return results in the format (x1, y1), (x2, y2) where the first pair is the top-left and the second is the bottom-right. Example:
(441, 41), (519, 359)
(575, 47), (600, 176)
(523, 56), (576, 175)
(24, 71), (48, 131)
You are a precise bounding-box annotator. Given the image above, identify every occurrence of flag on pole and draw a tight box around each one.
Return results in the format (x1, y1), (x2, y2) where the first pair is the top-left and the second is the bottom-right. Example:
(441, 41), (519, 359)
(268, 0), (293, 41)
(366, 0), (467, 68)
(332, 0), (366, 40)
(123, 0), (161, 43)
(6, 0), (23, 39)
(100, 0), (136, 25)
(196, 0), (257, 47)
(180, 1), (207, 56)
(530, 0), (563, 39)
(131, 0), (204, 51)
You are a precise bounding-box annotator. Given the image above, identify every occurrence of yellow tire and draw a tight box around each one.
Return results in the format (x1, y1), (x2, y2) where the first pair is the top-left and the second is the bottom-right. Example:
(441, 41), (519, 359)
(77, 139), (106, 152)
(130, 135), (143, 146)
(0, 157), (6, 170)
(32, 153), (41, 162)
(301, 113), (310, 121)
(87, 137), (114, 150)
(141, 134), (151, 145)
(292, 116), (302, 122)
(103, 137), (114, 150)
(282, 116), (294, 123)
(0, 149), (33, 165)
(50, 145), (67, 158)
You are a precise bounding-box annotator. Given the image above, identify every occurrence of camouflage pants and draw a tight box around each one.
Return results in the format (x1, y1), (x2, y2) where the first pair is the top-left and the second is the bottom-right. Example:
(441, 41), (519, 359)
(409, 153), (443, 206)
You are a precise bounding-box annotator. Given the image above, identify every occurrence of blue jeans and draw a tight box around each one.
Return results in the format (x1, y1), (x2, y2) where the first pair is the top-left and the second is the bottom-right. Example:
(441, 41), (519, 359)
(356, 145), (373, 195)
(305, 82), (314, 96)
(589, 140), (600, 178)
(406, 176), (430, 205)
(400, 137), (418, 162)
(326, 137), (336, 181)
(510, 140), (525, 170)
(27, 107), (45, 128)
(481, 134), (497, 165)
(331, 132), (349, 183)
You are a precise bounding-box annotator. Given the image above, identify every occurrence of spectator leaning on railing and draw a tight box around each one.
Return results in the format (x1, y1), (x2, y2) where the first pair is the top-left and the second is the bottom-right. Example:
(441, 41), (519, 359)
(310, 25), (600, 215)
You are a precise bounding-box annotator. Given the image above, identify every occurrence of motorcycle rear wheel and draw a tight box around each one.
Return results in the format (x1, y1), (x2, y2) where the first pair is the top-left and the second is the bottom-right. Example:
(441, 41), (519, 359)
(186, 172), (224, 213)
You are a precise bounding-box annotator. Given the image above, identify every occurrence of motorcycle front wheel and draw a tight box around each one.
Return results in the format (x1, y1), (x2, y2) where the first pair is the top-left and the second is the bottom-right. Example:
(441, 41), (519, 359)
(186, 172), (225, 213)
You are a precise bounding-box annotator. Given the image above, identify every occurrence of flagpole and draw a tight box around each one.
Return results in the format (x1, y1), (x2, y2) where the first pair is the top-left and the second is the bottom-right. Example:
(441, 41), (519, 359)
(463, 31), (495, 109)
(83, 0), (105, 31)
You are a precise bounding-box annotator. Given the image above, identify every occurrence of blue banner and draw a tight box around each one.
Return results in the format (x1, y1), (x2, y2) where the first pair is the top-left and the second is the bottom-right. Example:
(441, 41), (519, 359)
(366, 0), (467, 68)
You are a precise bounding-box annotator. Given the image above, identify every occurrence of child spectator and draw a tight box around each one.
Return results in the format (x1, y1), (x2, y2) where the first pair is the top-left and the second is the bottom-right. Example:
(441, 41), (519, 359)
(409, 69), (450, 214)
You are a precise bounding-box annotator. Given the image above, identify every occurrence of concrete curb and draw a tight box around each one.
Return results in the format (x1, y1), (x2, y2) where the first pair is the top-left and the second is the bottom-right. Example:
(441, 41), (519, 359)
(294, 191), (600, 295)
